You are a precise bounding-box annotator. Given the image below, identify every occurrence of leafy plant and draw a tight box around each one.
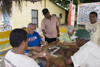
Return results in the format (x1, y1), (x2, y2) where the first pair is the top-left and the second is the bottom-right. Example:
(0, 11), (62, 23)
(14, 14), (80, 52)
(51, 0), (100, 11)
(0, 0), (42, 16)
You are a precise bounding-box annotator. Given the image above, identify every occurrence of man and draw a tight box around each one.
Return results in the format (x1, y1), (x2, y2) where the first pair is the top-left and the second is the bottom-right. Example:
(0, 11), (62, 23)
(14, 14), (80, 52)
(85, 11), (100, 47)
(5, 29), (50, 67)
(41, 8), (60, 43)
(25, 23), (48, 54)
(21, 22), (43, 39)
(56, 25), (76, 46)
(60, 29), (100, 67)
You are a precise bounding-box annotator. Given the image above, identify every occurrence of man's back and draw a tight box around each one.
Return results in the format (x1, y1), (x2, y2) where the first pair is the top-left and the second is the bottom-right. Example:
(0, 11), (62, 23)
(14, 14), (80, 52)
(71, 41), (100, 67)
(85, 22), (100, 47)
(5, 50), (39, 67)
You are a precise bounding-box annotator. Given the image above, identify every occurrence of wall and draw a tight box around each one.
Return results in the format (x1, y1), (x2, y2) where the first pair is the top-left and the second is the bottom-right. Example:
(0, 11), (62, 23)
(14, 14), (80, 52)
(12, 0), (66, 28)
(13, 1), (44, 28)
(46, 0), (66, 24)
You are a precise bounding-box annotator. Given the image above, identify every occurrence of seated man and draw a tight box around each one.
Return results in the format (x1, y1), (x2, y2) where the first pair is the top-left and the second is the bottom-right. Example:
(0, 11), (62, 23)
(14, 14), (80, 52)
(60, 29), (100, 67)
(56, 25), (76, 46)
(4, 29), (50, 67)
(25, 23), (48, 54)
(21, 24), (43, 39)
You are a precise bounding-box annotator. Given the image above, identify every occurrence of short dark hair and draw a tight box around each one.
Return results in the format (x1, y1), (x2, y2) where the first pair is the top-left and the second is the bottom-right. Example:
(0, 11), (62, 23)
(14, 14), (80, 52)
(10, 29), (27, 48)
(89, 11), (98, 17)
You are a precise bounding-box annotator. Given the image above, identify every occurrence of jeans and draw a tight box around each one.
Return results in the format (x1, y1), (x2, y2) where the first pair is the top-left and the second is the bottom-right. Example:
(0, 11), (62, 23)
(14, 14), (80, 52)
(38, 63), (44, 67)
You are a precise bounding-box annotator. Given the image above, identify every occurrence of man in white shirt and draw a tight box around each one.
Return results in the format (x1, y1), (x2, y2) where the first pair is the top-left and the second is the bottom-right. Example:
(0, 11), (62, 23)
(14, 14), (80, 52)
(60, 29), (100, 67)
(85, 11), (100, 47)
(4, 29), (50, 67)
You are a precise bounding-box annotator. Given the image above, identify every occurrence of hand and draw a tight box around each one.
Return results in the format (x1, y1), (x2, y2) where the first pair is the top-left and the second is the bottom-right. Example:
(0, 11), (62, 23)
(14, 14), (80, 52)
(38, 51), (45, 57)
(60, 48), (67, 55)
(33, 46), (42, 51)
(43, 31), (46, 36)
(62, 42), (67, 46)
(57, 42), (61, 46)
(45, 54), (51, 61)
(56, 38), (60, 42)
(57, 33), (60, 37)
(44, 41), (48, 46)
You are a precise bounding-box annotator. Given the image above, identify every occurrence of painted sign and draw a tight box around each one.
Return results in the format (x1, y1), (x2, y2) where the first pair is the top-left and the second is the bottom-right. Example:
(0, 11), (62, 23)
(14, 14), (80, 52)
(77, 2), (100, 25)
(68, 4), (76, 26)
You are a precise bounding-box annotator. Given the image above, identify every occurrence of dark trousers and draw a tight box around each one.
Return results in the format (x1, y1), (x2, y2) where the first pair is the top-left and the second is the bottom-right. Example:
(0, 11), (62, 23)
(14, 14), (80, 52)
(45, 37), (56, 43)
(38, 63), (43, 67)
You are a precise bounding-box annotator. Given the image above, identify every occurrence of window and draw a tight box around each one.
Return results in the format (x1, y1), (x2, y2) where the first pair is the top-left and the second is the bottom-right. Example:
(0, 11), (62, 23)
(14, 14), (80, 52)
(31, 10), (38, 27)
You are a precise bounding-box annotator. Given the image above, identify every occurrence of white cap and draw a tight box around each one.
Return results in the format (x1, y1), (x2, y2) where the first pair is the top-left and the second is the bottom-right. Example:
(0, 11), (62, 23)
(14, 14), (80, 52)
(32, 22), (37, 24)
(67, 25), (74, 32)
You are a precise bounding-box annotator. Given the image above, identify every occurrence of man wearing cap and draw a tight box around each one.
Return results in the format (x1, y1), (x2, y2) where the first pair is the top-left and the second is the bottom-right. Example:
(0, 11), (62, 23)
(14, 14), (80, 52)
(56, 25), (76, 46)
(85, 11), (100, 47)
(60, 29), (100, 67)
(41, 8), (60, 43)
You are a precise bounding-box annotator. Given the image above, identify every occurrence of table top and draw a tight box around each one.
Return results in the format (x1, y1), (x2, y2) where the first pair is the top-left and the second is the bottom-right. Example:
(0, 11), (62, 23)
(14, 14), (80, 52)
(31, 41), (77, 66)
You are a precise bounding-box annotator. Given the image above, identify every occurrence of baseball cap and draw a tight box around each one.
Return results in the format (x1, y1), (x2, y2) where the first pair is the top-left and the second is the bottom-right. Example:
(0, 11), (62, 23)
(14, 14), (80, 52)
(71, 29), (90, 39)
(67, 25), (74, 32)
(42, 8), (49, 15)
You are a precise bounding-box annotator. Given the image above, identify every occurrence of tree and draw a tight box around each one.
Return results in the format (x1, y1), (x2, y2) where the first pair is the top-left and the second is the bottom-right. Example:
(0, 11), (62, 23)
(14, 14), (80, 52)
(0, 0), (42, 15)
(51, 0), (100, 11)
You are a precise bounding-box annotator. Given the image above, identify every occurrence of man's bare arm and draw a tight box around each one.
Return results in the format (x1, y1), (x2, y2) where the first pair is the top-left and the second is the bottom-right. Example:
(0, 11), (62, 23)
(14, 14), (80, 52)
(56, 26), (60, 37)
(42, 29), (46, 37)
(60, 49), (73, 65)
(63, 42), (77, 47)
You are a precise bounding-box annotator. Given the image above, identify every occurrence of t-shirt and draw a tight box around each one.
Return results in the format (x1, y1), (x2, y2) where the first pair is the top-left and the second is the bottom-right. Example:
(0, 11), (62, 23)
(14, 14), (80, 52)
(59, 33), (76, 43)
(25, 31), (42, 53)
(85, 22), (100, 47)
(71, 41), (100, 67)
(5, 50), (40, 67)
(41, 16), (59, 38)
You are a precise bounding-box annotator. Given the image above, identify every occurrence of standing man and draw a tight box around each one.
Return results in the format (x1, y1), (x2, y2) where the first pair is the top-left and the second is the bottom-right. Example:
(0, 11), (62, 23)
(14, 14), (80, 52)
(85, 11), (100, 47)
(41, 8), (60, 43)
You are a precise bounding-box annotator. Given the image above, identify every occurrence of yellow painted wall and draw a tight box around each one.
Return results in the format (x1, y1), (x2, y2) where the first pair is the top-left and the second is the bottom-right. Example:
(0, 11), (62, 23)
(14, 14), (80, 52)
(12, 0), (66, 28)
(13, 1), (44, 28)
(46, 0), (66, 24)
